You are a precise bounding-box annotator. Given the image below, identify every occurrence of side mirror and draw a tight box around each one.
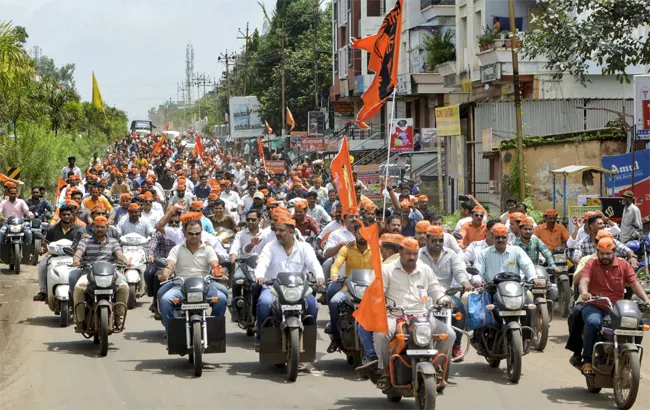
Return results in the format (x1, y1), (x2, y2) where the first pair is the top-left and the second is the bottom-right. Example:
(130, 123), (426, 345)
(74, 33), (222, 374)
(62, 247), (75, 257)
(154, 258), (168, 269)
(466, 266), (479, 276)
(453, 232), (463, 240)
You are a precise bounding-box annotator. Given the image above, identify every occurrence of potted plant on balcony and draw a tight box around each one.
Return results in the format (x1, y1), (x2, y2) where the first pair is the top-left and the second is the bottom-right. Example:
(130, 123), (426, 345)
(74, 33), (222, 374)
(421, 29), (456, 71)
(477, 28), (494, 51)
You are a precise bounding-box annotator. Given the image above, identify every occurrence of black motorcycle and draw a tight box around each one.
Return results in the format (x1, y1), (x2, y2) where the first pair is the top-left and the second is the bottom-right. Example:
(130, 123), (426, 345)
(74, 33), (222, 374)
(526, 266), (551, 352)
(1, 216), (29, 273)
(230, 256), (258, 337)
(155, 259), (226, 377)
(259, 271), (317, 382)
(65, 252), (128, 357)
(579, 296), (649, 409)
(25, 213), (51, 266)
(548, 247), (572, 317)
(327, 269), (373, 366)
(470, 272), (534, 383)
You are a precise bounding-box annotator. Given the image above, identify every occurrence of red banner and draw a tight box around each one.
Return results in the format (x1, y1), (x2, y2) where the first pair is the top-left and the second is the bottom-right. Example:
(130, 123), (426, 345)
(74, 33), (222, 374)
(303, 137), (325, 152)
(266, 160), (286, 175)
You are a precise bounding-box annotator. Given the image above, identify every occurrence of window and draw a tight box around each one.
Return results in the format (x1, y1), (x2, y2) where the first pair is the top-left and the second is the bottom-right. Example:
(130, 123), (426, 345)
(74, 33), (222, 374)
(367, 0), (385, 16)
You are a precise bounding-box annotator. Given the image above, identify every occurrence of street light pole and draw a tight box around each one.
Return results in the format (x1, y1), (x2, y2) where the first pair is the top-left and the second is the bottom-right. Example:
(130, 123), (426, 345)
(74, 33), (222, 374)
(508, 0), (525, 200)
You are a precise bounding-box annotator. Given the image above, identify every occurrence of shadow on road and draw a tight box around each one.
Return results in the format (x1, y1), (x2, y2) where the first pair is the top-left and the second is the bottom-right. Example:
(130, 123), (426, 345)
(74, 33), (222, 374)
(1, 268), (18, 275)
(225, 330), (257, 350)
(333, 396), (412, 410)
(453, 362), (518, 386)
(122, 330), (166, 345)
(119, 357), (222, 379)
(310, 356), (370, 381)
(224, 360), (315, 384)
(43, 339), (118, 358)
(542, 386), (614, 409)
(549, 334), (569, 345)
(17, 315), (64, 329)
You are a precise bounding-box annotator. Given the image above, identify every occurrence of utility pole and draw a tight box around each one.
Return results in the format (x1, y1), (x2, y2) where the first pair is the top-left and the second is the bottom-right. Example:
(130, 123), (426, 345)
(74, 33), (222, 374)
(281, 27), (286, 136)
(508, 0), (525, 201)
(178, 82), (188, 126)
(185, 44), (194, 105)
(218, 50), (235, 101)
(238, 23), (251, 95)
(193, 73), (210, 124)
(313, 0), (319, 108)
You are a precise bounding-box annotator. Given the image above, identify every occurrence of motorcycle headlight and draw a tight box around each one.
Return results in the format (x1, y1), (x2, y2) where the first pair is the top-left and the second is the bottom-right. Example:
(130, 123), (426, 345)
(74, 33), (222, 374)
(414, 324), (432, 346)
(9, 225), (21, 233)
(503, 296), (524, 310)
(95, 276), (113, 288)
(621, 316), (639, 329)
(280, 285), (302, 304)
(535, 279), (546, 287)
(187, 291), (204, 303)
(355, 285), (368, 300)
(553, 254), (567, 263)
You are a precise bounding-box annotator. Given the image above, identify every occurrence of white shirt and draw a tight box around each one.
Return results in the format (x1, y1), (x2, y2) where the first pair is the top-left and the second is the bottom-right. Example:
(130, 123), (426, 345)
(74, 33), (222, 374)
(172, 179), (195, 192)
(418, 247), (469, 290)
(220, 190), (242, 209)
(254, 239), (324, 281)
(621, 203), (643, 243)
(241, 193), (254, 211)
(567, 224), (621, 248)
(463, 239), (489, 265)
(141, 209), (163, 228)
(117, 217), (154, 237)
(382, 259), (445, 312)
(319, 220), (342, 240)
(306, 205), (332, 226)
(230, 228), (263, 257)
(167, 241), (218, 276)
(324, 226), (355, 254)
(308, 186), (329, 202)
(443, 232), (463, 255)
(258, 226), (304, 250)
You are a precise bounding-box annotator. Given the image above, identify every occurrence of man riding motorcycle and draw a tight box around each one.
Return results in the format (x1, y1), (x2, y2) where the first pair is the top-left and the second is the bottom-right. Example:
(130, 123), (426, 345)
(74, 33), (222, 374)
(306, 191), (331, 227)
(514, 217), (558, 268)
(578, 237), (650, 374)
(71, 216), (130, 331)
(253, 216), (325, 350)
(116, 203), (154, 237)
(573, 215), (638, 268)
(0, 185), (34, 246)
(292, 200), (320, 238)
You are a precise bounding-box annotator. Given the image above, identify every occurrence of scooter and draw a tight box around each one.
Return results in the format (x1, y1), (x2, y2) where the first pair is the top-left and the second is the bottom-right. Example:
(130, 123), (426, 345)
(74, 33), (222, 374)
(45, 239), (74, 327)
(578, 296), (649, 409)
(119, 233), (150, 309)
(155, 259), (226, 377)
(259, 272), (317, 382)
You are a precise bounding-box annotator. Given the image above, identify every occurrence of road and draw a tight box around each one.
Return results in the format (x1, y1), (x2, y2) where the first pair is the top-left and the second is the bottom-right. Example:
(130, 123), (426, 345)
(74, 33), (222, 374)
(1, 265), (650, 410)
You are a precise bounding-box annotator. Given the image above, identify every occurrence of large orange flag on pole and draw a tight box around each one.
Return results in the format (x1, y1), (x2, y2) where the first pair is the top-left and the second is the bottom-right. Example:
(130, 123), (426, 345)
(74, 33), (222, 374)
(257, 137), (267, 169)
(330, 136), (357, 210)
(56, 177), (67, 202)
(150, 135), (166, 160)
(194, 135), (204, 157)
(350, 0), (403, 127)
(286, 107), (296, 130)
(353, 224), (388, 334)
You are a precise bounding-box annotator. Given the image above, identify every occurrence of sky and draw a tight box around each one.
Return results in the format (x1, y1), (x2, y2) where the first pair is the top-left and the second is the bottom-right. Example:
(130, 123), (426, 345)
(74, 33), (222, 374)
(2, 0), (272, 121)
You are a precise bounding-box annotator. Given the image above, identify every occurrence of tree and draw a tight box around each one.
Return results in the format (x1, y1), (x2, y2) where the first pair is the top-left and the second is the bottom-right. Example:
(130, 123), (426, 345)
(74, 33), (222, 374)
(421, 29), (455, 71)
(521, 0), (650, 84)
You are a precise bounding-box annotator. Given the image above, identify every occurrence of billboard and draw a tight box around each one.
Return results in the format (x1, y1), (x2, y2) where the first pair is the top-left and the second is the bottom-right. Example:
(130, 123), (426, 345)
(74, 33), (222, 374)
(354, 164), (382, 202)
(568, 206), (602, 233)
(634, 75), (650, 140)
(266, 160), (286, 174)
(389, 118), (413, 152)
(303, 137), (325, 152)
(421, 128), (443, 151)
(601, 148), (650, 223)
(229, 96), (264, 139)
(435, 104), (461, 136)
(308, 111), (326, 136)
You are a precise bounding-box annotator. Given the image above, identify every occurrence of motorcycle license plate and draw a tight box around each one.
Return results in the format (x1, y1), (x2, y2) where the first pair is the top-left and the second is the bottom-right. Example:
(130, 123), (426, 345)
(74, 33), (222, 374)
(181, 303), (209, 310)
(556, 266), (568, 272)
(614, 329), (644, 337)
(532, 289), (547, 294)
(281, 304), (302, 311)
(406, 349), (438, 356)
(94, 289), (113, 295)
(499, 310), (526, 316)
(7, 233), (24, 236)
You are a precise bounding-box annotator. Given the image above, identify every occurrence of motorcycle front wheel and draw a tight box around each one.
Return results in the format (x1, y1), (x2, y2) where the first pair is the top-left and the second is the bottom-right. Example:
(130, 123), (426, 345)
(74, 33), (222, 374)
(559, 280), (570, 317)
(532, 304), (549, 352)
(99, 307), (109, 356)
(614, 351), (640, 409)
(13, 243), (21, 274)
(127, 284), (136, 310)
(287, 327), (300, 382)
(506, 331), (523, 383)
(192, 321), (203, 377)
(31, 239), (41, 265)
(415, 373), (437, 410)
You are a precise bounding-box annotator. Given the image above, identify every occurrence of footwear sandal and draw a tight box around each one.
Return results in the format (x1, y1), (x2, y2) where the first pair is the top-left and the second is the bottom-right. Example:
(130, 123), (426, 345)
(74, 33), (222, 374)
(376, 375), (391, 390)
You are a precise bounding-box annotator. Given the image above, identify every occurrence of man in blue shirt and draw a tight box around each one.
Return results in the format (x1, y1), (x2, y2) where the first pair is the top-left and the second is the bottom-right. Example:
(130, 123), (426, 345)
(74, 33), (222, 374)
(193, 174), (212, 200)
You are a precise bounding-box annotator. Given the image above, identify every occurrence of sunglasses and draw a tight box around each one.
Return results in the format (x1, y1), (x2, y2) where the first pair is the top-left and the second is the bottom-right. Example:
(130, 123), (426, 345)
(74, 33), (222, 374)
(494, 235), (508, 240)
(144, 200), (153, 204)
(187, 232), (201, 237)
(168, 221), (180, 227)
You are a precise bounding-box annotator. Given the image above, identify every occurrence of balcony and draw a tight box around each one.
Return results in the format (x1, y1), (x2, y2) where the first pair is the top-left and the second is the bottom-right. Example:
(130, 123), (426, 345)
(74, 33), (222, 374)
(476, 40), (549, 74)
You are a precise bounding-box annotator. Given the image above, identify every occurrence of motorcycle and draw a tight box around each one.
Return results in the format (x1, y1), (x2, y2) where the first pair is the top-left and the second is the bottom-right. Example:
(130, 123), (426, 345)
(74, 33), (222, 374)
(549, 247), (572, 317)
(469, 272), (535, 383)
(626, 236), (650, 295)
(1, 216), (30, 274)
(119, 233), (151, 309)
(230, 256), (258, 337)
(327, 269), (373, 367)
(24, 213), (50, 266)
(526, 266), (551, 352)
(45, 239), (74, 327)
(378, 303), (453, 409)
(259, 271), (318, 382)
(65, 250), (128, 357)
(155, 259), (226, 377)
(578, 296), (649, 409)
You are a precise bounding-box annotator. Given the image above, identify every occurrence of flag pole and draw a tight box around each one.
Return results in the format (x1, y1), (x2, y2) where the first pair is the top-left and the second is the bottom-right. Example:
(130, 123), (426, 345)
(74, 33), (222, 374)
(382, 89), (397, 220)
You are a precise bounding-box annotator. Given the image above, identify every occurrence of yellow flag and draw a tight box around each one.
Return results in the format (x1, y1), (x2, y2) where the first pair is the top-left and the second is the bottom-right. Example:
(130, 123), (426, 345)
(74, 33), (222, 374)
(286, 107), (296, 130)
(92, 72), (105, 112)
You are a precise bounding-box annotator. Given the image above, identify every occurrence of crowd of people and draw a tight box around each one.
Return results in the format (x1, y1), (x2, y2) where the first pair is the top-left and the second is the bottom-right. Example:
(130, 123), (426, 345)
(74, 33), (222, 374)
(12, 129), (648, 390)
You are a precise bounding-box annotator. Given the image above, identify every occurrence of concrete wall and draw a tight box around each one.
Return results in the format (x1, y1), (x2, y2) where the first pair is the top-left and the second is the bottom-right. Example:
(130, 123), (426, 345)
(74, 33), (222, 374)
(500, 139), (626, 213)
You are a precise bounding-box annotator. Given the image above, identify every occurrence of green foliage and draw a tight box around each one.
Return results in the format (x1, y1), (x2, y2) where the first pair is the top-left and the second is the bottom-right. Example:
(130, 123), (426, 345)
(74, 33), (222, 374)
(521, 0), (650, 85)
(505, 151), (531, 203)
(498, 127), (625, 150)
(421, 29), (455, 70)
(522, 197), (543, 224)
(477, 27), (495, 47)
(443, 209), (463, 232)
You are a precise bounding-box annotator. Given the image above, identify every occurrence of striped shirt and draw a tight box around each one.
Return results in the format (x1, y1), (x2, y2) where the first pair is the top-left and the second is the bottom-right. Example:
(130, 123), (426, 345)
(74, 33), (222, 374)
(513, 235), (556, 267)
(76, 236), (121, 264)
(149, 231), (176, 259)
(474, 245), (537, 282)
(573, 236), (631, 264)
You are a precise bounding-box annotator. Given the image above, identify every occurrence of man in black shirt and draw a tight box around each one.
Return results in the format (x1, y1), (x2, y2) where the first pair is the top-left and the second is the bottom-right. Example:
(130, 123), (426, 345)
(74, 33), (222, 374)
(33, 205), (82, 301)
(26, 186), (54, 218)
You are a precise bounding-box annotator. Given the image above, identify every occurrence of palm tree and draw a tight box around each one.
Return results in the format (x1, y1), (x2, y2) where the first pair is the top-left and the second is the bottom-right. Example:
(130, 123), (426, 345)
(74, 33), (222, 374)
(0, 21), (34, 86)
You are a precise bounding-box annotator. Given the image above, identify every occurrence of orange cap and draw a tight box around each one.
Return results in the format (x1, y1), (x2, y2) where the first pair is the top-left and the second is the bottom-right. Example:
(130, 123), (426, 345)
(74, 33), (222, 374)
(365, 202), (377, 212)
(220, 180), (231, 186)
(190, 201), (204, 211)
(417, 195), (428, 202)
(180, 211), (203, 225)
(400, 199), (411, 210)
(584, 211), (599, 220)
(401, 237), (420, 251)
(208, 192), (219, 200)
(491, 223), (509, 236)
(127, 203), (141, 212)
(177, 185), (186, 191)
(472, 205), (486, 214)
(508, 212), (525, 222)
(426, 225), (444, 237)
(294, 200), (308, 211)
(596, 237), (615, 252)
(381, 233), (404, 245)
(141, 191), (154, 200)
(90, 204), (106, 212)
(278, 215), (296, 227)
(595, 229), (614, 241)
(415, 220), (430, 233)
(93, 216), (109, 225)
(266, 198), (279, 206)
(520, 217), (535, 227)
(343, 206), (359, 217)
(543, 209), (558, 217)
(120, 193), (132, 201)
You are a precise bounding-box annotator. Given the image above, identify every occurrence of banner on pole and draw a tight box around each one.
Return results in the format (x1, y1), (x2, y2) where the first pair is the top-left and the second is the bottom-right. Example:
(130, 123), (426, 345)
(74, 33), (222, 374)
(435, 104), (461, 136)
(266, 160), (286, 174)
(354, 164), (382, 202)
(389, 118), (413, 152)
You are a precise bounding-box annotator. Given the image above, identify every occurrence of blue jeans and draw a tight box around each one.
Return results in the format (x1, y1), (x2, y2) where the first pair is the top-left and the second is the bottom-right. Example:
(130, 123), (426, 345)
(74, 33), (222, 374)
(451, 296), (466, 347)
(256, 287), (318, 339)
(159, 282), (227, 332)
(328, 288), (347, 340)
(581, 304), (606, 364)
(326, 280), (342, 304)
(358, 324), (376, 359)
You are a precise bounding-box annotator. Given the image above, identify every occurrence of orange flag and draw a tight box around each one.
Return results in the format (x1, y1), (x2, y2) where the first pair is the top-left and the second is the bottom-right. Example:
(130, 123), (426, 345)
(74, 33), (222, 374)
(352, 224), (388, 334)
(163, 123), (169, 131)
(330, 136), (357, 210)
(351, 0), (403, 126)
(265, 121), (273, 135)
(194, 135), (204, 157)
(257, 137), (266, 169)
(286, 107), (296, 130)
(57, 177), (67, 198)
(150, 135), (166, 160)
